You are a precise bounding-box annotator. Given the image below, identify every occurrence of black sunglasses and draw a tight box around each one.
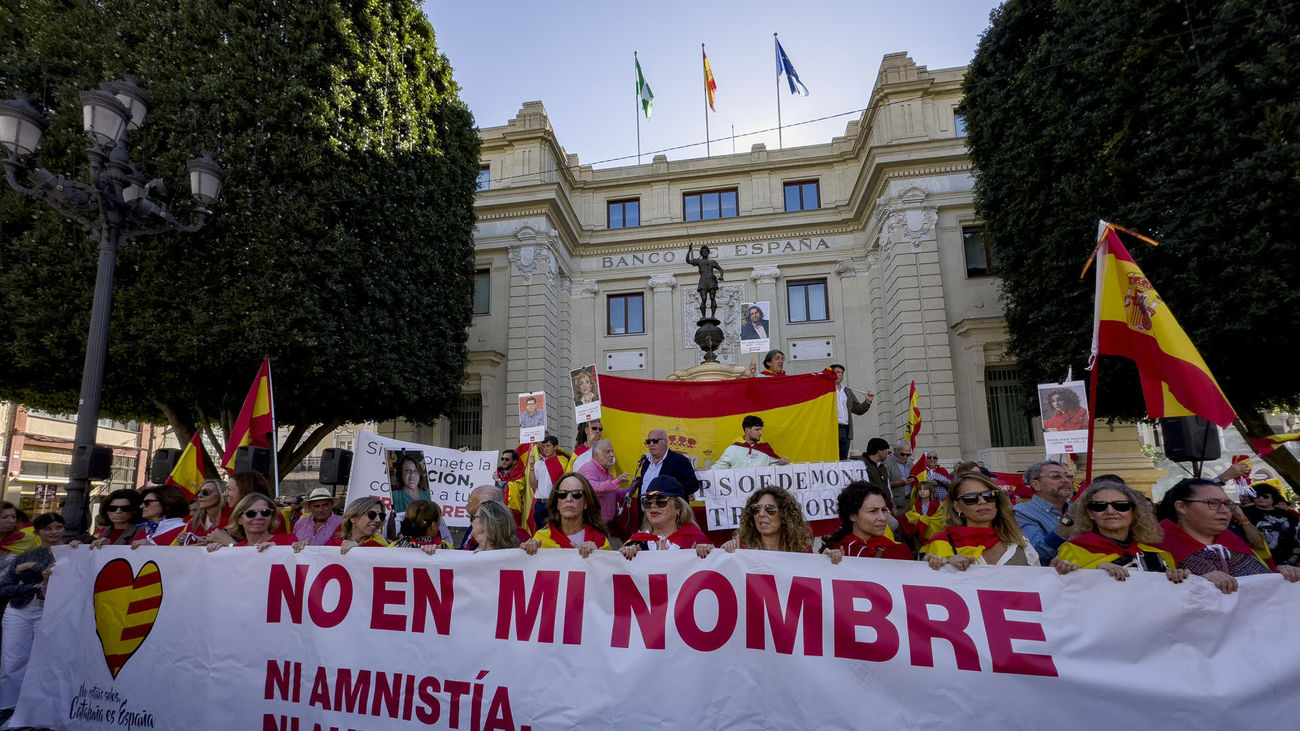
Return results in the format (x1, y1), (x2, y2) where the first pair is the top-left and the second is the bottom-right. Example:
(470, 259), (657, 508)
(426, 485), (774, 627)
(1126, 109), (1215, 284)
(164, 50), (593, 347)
(105, 505), (134, 513)
(641, 495), (672, 508)
(243, 508), (275, 519)
(644, 438), (663, 445)
(365, 510), (386, 521)
(748, 504), (779, 515)
(554, 490), (584, 501)
(1086, 500), (1134, 513)
(958, 490), (999, 505)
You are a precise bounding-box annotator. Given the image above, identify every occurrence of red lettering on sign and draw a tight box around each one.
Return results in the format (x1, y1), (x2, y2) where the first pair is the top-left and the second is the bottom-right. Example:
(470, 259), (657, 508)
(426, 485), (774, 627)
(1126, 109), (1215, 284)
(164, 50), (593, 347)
(903, 584), (980, 671)
(977, 589), (1058, 677)
(832, 579), (899, 662)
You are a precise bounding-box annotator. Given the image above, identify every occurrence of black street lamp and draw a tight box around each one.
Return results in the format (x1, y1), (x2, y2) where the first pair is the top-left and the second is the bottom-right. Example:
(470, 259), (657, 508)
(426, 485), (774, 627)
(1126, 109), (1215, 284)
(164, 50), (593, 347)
(0, 79), (223, 539)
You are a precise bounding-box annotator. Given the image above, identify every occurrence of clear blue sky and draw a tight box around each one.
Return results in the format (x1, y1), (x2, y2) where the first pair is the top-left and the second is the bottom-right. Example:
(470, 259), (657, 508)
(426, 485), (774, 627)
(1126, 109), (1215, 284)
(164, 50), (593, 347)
(423, 1), (1002, 168)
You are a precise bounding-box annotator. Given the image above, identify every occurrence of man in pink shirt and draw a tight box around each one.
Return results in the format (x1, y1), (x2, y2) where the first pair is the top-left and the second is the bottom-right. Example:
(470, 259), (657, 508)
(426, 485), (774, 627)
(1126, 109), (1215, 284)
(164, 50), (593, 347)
(293, 487), (342, 545)
(576, 439), (631, 523)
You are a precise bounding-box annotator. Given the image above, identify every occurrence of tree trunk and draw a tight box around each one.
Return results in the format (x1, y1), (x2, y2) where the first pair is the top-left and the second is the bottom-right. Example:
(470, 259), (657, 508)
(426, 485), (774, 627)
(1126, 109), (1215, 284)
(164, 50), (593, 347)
(1234, 409), (1300, 492)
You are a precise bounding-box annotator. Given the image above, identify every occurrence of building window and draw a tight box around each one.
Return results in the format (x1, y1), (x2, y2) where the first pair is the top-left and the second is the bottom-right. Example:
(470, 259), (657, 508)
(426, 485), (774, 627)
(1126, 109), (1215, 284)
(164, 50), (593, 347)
(450, 394), (482, 451)
(683, 189), (738, 222)
(787, 279), (829, 323)
(986, 366), (1035, 448)
(962, 226), (999, 278)
(472, 269), (491, 315)
(783, 180), (820, 212)
(476, 166), (490, 191)
(607, 293), (645, 335)
(608, 199), (640, 229)
(954, 113), (967, 137)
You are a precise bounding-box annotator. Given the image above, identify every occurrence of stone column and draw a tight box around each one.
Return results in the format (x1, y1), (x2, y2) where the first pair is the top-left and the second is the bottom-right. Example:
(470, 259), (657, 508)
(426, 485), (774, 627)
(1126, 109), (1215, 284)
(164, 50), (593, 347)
(649, 273), (677, 378)
(836, 259), (872, 454)
(506, 226), (571, 442)
(570, 280), (600, 371)
(749, 265), (781, 346)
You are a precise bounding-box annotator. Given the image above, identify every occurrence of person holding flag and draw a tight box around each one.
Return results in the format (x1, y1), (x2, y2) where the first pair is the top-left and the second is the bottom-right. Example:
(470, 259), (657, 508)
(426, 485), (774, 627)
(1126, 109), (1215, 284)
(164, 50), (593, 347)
(178, 479), (231, 546)
(712, 415), (790, 469)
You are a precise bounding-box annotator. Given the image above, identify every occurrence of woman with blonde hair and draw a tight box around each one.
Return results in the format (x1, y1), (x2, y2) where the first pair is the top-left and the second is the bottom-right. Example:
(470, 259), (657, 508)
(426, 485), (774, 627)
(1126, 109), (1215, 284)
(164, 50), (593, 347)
(722, 487), (811, 553)
(329, 497), (390, 552)
(212, 494), (300, 551)
(470, 500), (521, 551)
(390, 500), (451, 554)
(923, 472), (1037, 569)
(1052, 479), (1185, 582)
(180, 479), (231, 546)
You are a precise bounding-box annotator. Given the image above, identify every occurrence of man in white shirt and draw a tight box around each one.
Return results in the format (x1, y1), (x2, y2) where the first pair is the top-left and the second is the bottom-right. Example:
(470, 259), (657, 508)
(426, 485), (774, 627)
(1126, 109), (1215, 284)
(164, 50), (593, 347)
(713, 415), (791, 469)
(830, 364), (874, 460)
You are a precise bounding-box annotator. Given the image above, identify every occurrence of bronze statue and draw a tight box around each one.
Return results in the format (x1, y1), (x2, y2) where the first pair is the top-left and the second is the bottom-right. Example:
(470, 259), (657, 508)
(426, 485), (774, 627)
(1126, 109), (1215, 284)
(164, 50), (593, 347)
(686, 244), (724, 318)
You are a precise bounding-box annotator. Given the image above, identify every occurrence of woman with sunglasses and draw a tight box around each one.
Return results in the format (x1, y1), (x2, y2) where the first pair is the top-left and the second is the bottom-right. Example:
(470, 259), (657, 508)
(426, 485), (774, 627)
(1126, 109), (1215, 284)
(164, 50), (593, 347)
(330, 497), (390, 553)
(213, 494), (301, 551)
(1155, 478), (1300, 594)
(620, 476), (712, 559)
(820, 481), (912, 562)
(131, 485), (189, 547)
(1052, 480), (1185, 582)
(470, 500), (522, 552)
(390, 500), (452, 554)
(179, 479), (232, 546)
(522, 473), (612, 558)
(923, 472), (1036, 569)
(720, 487), (811, 553)
(90, 489), (142, 547)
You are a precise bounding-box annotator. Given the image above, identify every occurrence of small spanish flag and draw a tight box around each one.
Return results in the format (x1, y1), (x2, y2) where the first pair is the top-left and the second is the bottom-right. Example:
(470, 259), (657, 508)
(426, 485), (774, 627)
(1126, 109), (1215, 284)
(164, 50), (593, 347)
(905, 381), (922, 449)
(702, 45), (718, 112)
(221, 359), (275, 470)
(166, 431), (208, 500)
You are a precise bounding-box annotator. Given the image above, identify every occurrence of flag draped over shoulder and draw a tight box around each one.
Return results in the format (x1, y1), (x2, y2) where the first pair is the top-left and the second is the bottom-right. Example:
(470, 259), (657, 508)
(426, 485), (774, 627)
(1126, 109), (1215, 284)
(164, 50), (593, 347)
(905, 381), (922, 449)
(166, 431), (207, 500)
(1089, 223), (1236, 428)
(221, 359), (274, 470)
(703, 48), (718, 112)
(599, 373), (837, 472)
(635, 54), (654, 119)
(775, 37), (809, 95)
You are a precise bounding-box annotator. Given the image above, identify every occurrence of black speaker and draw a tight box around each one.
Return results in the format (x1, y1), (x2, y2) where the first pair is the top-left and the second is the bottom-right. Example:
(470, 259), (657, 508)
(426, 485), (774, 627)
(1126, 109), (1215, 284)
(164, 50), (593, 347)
(150, 448), (183, 484)
(319, 448), (353, 486)
(1161, 417), (1221, 461)
(70, 444), (114, 480)
(235, 445), (274, 480)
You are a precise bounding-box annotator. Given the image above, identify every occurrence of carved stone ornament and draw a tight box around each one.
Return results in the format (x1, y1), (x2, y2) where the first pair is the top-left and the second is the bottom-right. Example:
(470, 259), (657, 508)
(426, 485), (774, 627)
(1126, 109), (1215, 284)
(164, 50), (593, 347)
(835, 260), (859, 278)
(648, 273), (677, 292)
(574, 279), (600, 298)
(682, 283), (746, 364)
(508, 225), (560, 284)
(749, 266), (782, 284)
(879, 185), (938, 257)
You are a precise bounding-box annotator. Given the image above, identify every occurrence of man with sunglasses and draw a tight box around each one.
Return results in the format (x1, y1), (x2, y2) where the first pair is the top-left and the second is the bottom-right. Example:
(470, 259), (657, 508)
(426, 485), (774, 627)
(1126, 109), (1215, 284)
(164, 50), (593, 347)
(569, 420), (607, 472)
(882, 440), (915, 515)
(1012, 460), (1075, 564)
(632, 429), (699, 499)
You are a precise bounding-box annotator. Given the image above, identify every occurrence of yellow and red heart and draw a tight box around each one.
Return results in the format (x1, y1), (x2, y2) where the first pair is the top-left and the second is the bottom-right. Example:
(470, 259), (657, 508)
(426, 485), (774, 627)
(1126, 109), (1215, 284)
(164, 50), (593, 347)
(92, 559), (163, 679)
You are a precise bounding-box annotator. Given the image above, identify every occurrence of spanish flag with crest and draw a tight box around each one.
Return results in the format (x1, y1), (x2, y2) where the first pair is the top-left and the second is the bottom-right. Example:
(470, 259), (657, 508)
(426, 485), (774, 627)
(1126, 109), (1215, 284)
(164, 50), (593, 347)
(1089, 222), (1236, 428)
(598, 372), (837, 476)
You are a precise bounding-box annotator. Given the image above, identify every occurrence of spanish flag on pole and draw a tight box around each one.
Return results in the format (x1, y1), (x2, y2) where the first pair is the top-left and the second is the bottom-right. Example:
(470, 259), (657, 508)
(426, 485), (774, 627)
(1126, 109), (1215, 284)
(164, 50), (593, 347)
(905, 381), (922, 449)
(1088, 222), (1236, 428)
(703, 47), (718, 112)
(221, 358), (275, 470)
(165, 431), (207, 500)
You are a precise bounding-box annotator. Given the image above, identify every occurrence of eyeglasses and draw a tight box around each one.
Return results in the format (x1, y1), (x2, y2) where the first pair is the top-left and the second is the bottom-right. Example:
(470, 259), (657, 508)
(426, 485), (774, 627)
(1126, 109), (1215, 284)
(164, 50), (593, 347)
(197, 488), (218, 497)
(644, 438), (663, 445)
(365, 510), (386, 521)
(555, 490), (584, 501)
(589, 426), (603, 432)
(957, 490), (999, 505)
(748, 504), (779, 515)
(1086, 500), (1134, 513)
(243, 508), (275, 519)
(898, 452), (913, 458)
(469, 512), (480, 522)
(1182, 499), (1235, 511)
(641, 495), (672, 508)
(105, 505), (134, 513)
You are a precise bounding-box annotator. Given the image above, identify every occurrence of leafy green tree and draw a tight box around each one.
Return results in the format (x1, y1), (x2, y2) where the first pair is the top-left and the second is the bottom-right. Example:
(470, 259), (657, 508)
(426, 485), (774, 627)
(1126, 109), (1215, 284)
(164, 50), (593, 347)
(961, 0), (1300, 486)
(0, 0), (480, 474)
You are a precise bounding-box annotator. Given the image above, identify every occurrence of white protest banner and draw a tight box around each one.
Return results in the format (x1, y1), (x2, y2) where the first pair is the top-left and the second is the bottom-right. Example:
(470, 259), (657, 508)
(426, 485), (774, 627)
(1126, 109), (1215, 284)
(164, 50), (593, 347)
(346, 430), (494, 528)
(18, 546), (1300, 731)
(517, 391), (546, 444)
(570, 365), (601, 424)
(1038, 380), (1090, 455)
(739, 300), (771, 354)
(697, 460), (869, 530)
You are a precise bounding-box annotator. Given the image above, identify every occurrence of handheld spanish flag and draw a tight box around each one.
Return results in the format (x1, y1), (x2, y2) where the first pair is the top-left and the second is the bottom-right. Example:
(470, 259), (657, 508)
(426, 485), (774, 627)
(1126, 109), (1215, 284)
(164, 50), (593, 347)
(221, 358), (275, 470)
(166, 431), (208, 500)
(1088, 222), (1236, 427)
(1249, 433), (1300, 457)
(905, 381), (922, 449)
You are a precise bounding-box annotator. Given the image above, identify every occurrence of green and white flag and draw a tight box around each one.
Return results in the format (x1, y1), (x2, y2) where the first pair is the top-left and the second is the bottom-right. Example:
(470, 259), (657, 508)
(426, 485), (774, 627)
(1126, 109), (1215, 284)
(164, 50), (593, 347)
(635, 56), (654, 119)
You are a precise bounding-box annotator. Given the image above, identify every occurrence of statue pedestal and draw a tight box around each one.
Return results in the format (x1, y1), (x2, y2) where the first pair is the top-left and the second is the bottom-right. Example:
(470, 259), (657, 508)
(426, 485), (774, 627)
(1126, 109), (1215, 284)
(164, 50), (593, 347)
(693, 317), (724, 362)
(668, 363), (750, 382)
(1080, 422), (1166, 497)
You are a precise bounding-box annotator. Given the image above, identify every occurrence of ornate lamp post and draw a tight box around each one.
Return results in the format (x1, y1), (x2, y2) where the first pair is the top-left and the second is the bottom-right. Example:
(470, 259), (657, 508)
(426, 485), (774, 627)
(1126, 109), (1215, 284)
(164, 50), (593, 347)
(0, 79), (223, 538)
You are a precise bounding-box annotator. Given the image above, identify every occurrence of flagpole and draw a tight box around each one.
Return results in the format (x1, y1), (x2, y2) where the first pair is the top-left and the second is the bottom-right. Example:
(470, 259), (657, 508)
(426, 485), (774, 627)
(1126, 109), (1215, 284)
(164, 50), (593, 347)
(634, 52), (642, 165)
(1084, 358), (1100, 486)
(774, 33), (783, 149)
(266, 357), (281, 496)
(702, 43), (710, 157)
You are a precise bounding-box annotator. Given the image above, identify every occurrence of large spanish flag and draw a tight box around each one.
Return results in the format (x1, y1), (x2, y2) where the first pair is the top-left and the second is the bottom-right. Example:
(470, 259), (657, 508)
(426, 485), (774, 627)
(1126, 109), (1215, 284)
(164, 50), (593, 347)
(1089, 223), (1236, 428)
(165, 431), (207, 500)
(598, 372), (837, 473)
(221, 359), (275, 470)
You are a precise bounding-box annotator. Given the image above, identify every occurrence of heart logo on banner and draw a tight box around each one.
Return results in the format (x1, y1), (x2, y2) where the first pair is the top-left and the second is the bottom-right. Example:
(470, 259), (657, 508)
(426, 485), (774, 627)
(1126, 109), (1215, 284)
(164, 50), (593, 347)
(92, 559), (163, 679)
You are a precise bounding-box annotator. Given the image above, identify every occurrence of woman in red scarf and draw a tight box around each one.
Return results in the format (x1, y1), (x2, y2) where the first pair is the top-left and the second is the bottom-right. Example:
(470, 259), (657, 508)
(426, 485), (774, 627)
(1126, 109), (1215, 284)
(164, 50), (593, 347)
(758, 349), (786, 377)
(0, 504), (37, 557)
(179, 479), (232, 546)
(209, 494), (301, 551)
(1053, 480), (1186, 582)
(1155, 478), (1300, 594)
(521, 473), (612, 557)
(619, 476), (712, 559)
(328, 497), (390, 552)
(820, 481), (912, 562)
(89, 490), (141, 547)
(922, 473), (1037, 569)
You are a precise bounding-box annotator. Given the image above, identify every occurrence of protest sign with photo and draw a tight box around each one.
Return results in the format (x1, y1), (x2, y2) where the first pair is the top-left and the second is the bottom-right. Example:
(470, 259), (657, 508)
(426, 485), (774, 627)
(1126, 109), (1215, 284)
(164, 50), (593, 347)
(518, 390), (547, 443)
(739, 300), (772, 353)
(570, 364), (601, 423)
(1037, 380), (1090, 455)
(346, 430), (494, 528)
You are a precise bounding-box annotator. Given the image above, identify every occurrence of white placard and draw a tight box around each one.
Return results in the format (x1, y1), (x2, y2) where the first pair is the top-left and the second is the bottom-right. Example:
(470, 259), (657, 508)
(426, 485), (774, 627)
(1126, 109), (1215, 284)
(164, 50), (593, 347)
(605, 350), (646, 371)
(696, 460), (869, 530)
(344, 430), (494, 528)
(739, 300), (772, 353)
(571, 364), (602, 423)
(517, 390), (547, 444)
(1038, 380), (1090, 456)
